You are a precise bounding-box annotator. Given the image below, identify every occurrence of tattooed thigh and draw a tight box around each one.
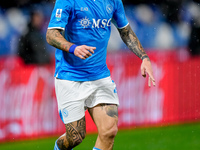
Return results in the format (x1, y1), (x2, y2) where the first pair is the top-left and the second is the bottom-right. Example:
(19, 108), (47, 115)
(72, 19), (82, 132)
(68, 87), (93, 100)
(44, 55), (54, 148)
(100, 104), (118, 118)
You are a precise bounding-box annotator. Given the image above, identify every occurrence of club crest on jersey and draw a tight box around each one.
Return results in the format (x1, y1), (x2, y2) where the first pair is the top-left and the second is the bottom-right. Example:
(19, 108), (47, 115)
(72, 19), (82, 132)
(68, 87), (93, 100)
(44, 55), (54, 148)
(56, 9), (62, 18)
(106, 4), (113, 14)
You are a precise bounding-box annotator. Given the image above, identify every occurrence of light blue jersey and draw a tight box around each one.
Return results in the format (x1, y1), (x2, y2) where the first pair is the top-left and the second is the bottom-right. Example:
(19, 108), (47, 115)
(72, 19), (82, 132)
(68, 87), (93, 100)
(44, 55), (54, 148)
(48, 0), (129, 81)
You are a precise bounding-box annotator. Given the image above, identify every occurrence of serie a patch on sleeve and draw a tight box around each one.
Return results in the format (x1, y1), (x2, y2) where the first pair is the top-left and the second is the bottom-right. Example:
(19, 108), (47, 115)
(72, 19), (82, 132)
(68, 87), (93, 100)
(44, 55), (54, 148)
(56, 9), (62, 20)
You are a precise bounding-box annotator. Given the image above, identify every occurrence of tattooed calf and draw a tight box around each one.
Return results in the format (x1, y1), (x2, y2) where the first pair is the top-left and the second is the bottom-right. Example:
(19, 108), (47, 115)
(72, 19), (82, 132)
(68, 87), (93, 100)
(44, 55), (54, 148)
(57, 117), (86, 150)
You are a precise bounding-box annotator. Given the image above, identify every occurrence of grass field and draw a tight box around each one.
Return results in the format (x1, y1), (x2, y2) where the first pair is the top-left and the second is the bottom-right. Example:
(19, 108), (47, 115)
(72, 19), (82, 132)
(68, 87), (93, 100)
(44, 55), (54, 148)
(0, 123), (200, 150)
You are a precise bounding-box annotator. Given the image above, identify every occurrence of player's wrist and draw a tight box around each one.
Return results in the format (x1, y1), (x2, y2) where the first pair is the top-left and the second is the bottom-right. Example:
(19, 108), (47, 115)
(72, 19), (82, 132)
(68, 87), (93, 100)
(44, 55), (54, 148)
(69, 44), (77, 54)
(141, 55), (149, 61)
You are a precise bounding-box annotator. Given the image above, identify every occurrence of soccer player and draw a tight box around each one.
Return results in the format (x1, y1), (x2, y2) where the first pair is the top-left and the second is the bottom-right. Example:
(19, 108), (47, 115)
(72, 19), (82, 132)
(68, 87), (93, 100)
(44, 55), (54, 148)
(46, 0), (155, 150)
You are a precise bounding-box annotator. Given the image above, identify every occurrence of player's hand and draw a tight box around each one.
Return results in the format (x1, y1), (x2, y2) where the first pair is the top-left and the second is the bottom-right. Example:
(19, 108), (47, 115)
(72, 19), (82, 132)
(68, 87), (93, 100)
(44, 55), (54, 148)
(74, 45), (96, 59)
(141, 58), (156, 87)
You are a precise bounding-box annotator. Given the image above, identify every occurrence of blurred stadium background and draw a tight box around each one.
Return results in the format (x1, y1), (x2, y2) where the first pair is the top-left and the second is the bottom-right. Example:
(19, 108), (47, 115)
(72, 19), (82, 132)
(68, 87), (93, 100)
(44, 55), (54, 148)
(0, 0), (200, 150)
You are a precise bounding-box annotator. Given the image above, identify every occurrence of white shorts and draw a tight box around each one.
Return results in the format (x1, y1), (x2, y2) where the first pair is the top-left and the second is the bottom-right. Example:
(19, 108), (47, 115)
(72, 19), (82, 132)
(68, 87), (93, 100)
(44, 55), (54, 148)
(55, 76), (119, 124)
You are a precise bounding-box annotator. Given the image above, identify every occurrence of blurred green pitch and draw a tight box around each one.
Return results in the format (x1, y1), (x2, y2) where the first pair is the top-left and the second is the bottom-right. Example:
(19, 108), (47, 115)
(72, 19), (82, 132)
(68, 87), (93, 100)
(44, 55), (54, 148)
(0, 123), (200, 150)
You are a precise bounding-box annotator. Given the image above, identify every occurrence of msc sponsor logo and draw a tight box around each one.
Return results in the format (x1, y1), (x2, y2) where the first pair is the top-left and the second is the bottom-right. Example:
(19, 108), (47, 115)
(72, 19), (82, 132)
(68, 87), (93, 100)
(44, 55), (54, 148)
(92, 18), (111, 28)
(79, 17), (111, 28)
(79, 17), (91, 28)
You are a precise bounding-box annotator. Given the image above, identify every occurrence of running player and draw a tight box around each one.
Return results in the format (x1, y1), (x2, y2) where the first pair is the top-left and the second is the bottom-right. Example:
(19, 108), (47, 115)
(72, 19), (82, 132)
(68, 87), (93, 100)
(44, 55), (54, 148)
(46, 0), (155, 150)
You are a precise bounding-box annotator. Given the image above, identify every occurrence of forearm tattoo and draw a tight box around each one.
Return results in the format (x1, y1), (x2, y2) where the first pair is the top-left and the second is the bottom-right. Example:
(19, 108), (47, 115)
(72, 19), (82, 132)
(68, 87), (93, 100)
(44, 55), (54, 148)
(46, 29), (73, 52)
(57, 117), (86, 150)
(118, 25), (150, 61)
(100, 104), (118, 118)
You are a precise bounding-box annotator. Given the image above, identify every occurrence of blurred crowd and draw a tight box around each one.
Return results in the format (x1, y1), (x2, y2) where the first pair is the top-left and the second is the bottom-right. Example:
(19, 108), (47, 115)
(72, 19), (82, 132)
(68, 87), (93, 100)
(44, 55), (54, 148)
(0, 0), (200, 58)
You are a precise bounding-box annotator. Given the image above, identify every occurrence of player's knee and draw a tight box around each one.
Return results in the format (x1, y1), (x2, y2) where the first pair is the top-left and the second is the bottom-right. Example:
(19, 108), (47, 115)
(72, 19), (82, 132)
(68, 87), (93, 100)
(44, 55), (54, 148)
(108, 124), (118, 138)
(99, 123), (118, 140)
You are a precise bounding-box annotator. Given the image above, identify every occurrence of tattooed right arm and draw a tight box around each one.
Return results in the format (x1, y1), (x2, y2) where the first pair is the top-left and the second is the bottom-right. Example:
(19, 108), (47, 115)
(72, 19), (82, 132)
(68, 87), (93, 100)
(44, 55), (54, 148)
(46, 29), (73, 52)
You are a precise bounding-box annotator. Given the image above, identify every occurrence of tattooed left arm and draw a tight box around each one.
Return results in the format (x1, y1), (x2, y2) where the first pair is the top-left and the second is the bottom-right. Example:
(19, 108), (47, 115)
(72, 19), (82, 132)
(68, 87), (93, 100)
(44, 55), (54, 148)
(118, 25), (156, 87)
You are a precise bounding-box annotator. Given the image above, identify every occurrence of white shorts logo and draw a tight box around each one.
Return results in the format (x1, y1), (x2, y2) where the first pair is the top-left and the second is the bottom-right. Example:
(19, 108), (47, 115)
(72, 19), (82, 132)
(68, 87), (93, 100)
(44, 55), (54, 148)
(62, 108), (68, 118)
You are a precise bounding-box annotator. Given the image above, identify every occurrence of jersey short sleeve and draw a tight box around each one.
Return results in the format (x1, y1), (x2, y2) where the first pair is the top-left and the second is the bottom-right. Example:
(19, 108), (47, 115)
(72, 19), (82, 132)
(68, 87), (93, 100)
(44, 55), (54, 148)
(48, 0), (73, 30)
(112, 0), (129, 29)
